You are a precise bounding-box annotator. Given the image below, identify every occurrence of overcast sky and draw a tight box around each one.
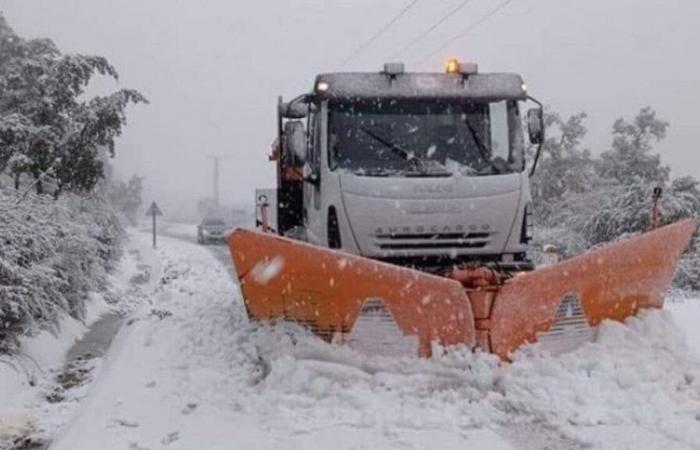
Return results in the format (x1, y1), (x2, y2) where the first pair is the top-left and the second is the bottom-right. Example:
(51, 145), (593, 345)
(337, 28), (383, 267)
(1, 0), (699, 217)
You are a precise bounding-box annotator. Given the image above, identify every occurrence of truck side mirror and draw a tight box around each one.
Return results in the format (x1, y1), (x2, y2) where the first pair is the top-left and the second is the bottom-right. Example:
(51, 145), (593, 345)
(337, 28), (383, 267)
(279, 96), (310, 119)
(284, 121), (306, 165)
(527, 108), (544, 144)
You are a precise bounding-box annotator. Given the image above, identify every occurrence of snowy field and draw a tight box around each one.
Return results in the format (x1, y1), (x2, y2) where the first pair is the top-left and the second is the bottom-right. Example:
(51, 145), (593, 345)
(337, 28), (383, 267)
(2, 228), (700, 449)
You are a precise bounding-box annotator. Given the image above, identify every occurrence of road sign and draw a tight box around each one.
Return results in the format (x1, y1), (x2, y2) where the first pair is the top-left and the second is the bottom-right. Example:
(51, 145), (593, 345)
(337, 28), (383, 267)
(146, 201), (163, 217)
(146, 201), (163, 248)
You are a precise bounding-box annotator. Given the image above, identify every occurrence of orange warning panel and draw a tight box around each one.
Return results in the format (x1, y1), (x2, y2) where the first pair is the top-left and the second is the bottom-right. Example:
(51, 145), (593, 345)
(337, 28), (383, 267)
(488, 218), (696, 359)
(228, 229), (476, 356)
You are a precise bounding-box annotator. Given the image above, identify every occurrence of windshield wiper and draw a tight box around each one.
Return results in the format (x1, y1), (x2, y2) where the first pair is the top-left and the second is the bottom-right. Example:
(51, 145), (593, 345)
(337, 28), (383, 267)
(359, 127), (444, 172)
(464, 119), (503, 175)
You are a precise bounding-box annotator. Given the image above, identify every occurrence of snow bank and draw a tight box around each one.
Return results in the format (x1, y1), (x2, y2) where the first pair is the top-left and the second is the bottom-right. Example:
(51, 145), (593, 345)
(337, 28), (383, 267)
(505, 310), (700, 448)
(668, 297), (700, 357)
(244, 309), (700, 449)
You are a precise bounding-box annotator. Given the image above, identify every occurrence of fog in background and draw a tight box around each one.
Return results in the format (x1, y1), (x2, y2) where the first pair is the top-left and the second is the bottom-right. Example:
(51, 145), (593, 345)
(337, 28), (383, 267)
(2, 0), (699, 220)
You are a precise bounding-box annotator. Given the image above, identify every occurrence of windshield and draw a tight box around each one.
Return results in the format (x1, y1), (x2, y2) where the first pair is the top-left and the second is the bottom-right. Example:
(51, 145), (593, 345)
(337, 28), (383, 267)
(202, 218), (226, 227)
(328, 99), (524, 177)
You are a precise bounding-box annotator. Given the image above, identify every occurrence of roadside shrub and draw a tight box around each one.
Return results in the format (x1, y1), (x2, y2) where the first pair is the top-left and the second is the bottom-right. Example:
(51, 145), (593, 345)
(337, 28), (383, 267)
(536, 178), (699, 292)
(0, 184), (123, 352)
(675, 234), (700, 292)
(581, 180), (699, 245)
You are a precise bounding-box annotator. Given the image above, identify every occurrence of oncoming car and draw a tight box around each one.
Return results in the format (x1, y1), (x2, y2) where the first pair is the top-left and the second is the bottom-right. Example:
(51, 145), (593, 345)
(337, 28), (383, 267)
(197, 217), (229, 244)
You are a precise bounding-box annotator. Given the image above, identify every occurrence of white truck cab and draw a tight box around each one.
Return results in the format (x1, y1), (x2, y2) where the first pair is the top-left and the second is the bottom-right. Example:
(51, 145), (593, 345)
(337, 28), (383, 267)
(268, 61), (544, 272)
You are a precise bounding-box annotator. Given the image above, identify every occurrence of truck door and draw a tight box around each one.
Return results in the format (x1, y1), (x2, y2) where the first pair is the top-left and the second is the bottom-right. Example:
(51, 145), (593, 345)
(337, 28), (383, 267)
(304, 110), (324, 244)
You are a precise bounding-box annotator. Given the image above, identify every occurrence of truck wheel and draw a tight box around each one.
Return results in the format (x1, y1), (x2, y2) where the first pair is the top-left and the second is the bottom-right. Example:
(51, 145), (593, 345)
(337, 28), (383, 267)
(328, 208), (342, 249)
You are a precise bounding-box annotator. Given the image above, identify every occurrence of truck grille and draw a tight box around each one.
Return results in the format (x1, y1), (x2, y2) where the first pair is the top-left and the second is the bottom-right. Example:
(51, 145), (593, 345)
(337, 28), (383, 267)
(374, 232), (490, 250)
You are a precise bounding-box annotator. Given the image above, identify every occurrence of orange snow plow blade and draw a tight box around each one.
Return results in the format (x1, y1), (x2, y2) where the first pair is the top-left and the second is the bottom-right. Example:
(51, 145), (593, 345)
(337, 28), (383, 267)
(228, 229), (475, 356)
(228, 219), (696, 359)
(487, 218), (697, 359)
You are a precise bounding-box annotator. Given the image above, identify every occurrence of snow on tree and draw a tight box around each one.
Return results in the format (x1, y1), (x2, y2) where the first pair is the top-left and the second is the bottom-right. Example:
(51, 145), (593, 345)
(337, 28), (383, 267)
(599, 106), (670, 185)
(584, 180), (697, 244)
(529, 111), (600, 219)
(0, 183), (124, 353)
(531, 108), (699, 290)
(104, 174), (144, 225)
(0, 15), (137, 352)
(0, 14), (147, 196)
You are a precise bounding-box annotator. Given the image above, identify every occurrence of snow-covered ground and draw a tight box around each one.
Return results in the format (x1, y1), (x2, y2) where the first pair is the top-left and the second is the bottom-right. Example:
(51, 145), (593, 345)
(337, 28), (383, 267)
(2, 227), (699, 449)
(0, 230), (161, 448)
(0, 295), (111, 446)
(31, 229), (697, 450)
(668, 297), (700, 358)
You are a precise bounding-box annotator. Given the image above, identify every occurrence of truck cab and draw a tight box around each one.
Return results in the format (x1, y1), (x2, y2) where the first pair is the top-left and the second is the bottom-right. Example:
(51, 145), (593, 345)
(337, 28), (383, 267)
(270, 61), (544, 272)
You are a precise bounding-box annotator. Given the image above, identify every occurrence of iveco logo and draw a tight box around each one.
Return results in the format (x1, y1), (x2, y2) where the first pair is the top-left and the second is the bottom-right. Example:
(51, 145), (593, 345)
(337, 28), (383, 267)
(375, 224), (491, 235)
(412, 184), (453, 194)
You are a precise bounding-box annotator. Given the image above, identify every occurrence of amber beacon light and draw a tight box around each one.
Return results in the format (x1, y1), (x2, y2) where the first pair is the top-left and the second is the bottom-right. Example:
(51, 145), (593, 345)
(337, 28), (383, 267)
(445, 58), (460, 73)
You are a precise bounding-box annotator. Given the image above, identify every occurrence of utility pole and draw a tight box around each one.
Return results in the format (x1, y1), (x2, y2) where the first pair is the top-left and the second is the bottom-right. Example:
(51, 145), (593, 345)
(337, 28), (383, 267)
(212, 156), (220, 207)
(207, 154), (231, 207)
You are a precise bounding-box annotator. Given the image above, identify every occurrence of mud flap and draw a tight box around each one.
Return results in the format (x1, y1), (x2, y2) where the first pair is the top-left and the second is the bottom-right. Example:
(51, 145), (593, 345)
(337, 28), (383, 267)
(228, 229), (476, 356)
(488, 219), (697, 359)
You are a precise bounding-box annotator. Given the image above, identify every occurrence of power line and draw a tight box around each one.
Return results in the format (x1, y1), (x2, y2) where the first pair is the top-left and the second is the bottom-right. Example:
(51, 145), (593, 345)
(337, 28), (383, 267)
(389, 0), (475, 61)
(416, 0), (515, 65)
(338, 0), (420, 69)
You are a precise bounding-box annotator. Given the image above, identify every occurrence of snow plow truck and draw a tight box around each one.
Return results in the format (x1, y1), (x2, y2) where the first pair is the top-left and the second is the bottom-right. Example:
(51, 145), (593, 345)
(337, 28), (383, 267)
(228, 61), (696, 359)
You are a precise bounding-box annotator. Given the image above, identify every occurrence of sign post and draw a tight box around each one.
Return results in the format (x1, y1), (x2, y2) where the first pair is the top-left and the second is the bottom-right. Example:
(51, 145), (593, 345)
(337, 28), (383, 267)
(145, 201), (163, 249)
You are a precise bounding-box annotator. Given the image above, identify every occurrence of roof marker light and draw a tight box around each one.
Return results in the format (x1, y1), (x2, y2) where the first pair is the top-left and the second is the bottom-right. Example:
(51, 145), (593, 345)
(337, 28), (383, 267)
(316, 81), (329, 92)
(383, 63), (405, 75)
(459, 61), (478, 75)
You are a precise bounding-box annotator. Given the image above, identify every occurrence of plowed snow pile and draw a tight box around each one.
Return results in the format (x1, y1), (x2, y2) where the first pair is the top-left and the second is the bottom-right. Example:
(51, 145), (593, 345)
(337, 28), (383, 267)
(52, 231), (700, 450)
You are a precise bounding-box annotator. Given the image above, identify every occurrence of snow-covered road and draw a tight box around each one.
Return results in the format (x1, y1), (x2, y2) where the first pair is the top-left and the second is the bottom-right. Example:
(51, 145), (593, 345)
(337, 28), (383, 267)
(49, 229), (700, 450)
